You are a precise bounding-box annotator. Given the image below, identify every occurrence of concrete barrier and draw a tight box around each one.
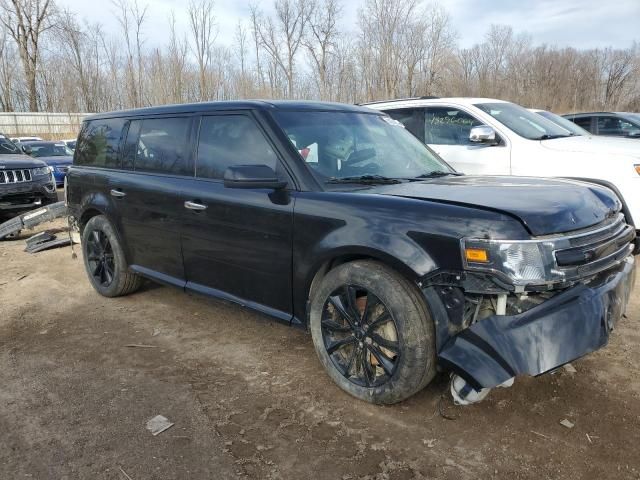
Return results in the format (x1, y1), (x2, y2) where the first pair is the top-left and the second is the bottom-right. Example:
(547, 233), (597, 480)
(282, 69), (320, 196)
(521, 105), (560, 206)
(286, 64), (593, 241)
(0, 112), (90, 140)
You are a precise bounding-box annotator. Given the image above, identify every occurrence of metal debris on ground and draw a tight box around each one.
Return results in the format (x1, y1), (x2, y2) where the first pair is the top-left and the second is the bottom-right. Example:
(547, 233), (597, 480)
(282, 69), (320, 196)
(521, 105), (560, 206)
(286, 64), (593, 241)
(24, 230), (71, 253)
(560, 419), (575, 429)
(146, 415), (175, 436)
(0, 201), (68, 240)
(563, 363), (577, 374)
(125, 344), (158, 348)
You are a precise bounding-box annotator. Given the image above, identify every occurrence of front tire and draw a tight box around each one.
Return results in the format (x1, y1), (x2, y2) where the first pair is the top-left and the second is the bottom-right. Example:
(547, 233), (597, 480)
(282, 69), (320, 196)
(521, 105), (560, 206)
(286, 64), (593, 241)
(82, 215), (142, 297)
(309, 260), (436, 404)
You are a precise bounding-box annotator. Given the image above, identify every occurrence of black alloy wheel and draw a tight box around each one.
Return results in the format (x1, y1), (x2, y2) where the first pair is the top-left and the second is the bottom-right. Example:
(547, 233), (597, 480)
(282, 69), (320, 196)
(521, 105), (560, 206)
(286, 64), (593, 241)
(85, 229), (115, 287)
(321, 284), (400, 388)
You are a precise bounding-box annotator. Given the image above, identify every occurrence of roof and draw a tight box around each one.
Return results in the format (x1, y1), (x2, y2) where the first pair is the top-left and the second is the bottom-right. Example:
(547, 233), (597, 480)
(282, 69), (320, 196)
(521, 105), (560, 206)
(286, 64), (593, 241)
(363, 97), (509, 110)
(86, 100), (378, 121)
(563, 112), (639, 118)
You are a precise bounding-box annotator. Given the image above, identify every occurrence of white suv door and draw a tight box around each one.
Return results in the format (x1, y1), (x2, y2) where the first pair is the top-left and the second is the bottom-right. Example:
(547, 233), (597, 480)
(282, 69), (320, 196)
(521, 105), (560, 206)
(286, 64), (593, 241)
(423, 106), (512, 175)
(387, 106), (511, 175)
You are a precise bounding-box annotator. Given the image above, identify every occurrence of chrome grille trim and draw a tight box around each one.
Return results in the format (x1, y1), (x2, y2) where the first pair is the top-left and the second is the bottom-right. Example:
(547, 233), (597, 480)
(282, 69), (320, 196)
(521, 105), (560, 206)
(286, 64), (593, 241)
(0, 169), (32, 184)
(554, 213), (636, 279)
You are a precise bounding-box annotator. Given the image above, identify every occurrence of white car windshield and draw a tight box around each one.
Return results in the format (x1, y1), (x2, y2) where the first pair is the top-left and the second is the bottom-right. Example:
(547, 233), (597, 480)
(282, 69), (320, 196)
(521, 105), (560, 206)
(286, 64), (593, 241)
(272, 111), (454, 182)
(475, 102), (572, 140)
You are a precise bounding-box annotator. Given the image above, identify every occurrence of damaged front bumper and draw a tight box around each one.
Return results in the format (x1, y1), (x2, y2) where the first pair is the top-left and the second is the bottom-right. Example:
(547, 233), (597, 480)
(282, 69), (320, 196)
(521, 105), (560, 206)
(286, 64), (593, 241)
(438, 255), (636, 390)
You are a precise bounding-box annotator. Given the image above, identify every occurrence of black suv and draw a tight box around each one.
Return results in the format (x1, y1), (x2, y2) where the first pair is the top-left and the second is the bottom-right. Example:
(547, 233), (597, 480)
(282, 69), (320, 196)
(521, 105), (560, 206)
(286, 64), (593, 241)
(66, 101), (637, 405)
(563, 112), (640, 138)
(0, 133), (58, 220)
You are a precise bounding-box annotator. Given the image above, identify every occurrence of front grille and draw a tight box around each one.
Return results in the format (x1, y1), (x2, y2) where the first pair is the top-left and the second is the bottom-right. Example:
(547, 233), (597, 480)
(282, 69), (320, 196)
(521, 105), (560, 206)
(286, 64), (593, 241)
(0, 169), (32, 184)
(554, 214), (635, 278)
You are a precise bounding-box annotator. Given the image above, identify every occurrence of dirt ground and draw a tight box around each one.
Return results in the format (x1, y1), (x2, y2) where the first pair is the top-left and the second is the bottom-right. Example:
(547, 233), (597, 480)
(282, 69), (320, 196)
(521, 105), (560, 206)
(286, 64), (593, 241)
(1, 218), (639, 480)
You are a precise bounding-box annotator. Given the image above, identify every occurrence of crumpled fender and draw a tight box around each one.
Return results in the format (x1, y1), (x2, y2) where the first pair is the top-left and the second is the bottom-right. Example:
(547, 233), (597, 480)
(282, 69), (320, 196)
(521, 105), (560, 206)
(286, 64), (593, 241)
(438, 256), (636, 390)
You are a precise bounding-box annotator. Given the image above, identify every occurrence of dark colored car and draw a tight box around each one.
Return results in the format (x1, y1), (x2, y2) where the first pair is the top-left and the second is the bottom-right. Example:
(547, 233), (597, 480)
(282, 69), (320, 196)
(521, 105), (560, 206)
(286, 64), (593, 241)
(563, 112), (640, 138)
(0, 134), (58, 221)
(65, 101), (637, 405)
(21, 141), (74, 186)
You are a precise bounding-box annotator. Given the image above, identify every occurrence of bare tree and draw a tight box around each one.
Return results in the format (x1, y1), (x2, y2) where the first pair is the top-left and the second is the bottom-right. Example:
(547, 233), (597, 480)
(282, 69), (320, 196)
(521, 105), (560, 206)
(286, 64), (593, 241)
(188, 0), (217, 101)
(304, 0), (341, 100)
(0, 0), (57, 111)
(254, 0), (313, 98)
(1, 0), (639, 115)
(0, 22), (18, 110)
(112, 0), (147, 107)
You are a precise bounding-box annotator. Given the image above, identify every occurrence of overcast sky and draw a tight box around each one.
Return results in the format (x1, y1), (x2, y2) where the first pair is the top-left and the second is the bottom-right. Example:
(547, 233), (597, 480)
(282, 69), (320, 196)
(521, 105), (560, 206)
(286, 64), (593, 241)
(56, 0), (639, 50)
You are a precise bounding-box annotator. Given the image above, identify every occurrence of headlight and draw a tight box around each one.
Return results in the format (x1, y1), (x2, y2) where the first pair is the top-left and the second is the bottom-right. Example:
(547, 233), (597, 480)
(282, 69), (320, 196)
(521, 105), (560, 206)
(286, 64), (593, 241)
(462, 238), (558, 287)
(462, 215), (635, 290)
(32, 166), (50, 176)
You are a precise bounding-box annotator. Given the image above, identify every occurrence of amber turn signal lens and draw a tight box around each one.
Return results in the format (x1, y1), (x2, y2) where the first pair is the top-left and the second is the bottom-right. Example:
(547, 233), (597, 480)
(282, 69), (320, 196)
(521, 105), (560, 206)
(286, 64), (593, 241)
(635, 164), (640, 175)
(465, 248), (489, 263)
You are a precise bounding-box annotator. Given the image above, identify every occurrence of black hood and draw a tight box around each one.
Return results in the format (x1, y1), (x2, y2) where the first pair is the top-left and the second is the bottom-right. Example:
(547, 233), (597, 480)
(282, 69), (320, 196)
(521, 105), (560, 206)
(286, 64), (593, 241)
(0, 154), (47, 169)
(369, 176), (620, 236)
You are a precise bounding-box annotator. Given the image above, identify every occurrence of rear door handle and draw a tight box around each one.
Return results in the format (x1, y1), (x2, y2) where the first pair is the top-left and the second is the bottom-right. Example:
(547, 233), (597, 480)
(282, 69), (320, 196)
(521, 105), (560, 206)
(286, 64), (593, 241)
(184, 200), (207, 211)
(110, 189), (126, 198)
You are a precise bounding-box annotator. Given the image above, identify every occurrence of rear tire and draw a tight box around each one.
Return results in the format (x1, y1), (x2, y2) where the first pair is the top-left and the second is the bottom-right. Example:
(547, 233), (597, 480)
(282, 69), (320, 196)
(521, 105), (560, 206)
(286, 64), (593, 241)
(309, 260), (436, 404)
(82, 215), (142, 297)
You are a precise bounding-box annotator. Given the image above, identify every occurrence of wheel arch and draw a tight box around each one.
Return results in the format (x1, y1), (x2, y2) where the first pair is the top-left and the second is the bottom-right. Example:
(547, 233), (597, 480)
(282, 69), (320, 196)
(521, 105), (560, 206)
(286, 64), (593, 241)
(301, 246), (426, 328)
(77, 203), (132, 265)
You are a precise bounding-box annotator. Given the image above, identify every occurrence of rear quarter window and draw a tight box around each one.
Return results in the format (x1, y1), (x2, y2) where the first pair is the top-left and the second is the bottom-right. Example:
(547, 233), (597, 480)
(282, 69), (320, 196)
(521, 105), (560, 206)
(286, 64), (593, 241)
(75, 118), (127, 168)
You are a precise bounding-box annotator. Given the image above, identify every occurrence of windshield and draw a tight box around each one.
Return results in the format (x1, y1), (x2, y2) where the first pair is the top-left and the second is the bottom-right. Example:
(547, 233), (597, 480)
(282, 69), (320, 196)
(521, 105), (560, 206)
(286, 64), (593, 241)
(623, 113), (640, 125)
(27, 142), (73, 157)
(535, 110), (589, 136)
(475, 102), (571, 140)
(271, 111), (453, 182)
(0, 136), (21, 155)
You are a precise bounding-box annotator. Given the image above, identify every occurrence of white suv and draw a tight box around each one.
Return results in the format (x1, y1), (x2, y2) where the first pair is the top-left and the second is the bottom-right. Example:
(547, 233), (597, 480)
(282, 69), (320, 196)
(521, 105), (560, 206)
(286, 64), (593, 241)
(367, 97), (640, 243)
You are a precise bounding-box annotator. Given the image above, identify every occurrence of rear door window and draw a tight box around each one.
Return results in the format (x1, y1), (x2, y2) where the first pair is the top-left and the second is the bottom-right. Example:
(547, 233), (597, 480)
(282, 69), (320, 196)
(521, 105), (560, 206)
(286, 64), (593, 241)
(572, 116), (593, 132)
(385, 108), (425, 142)
(423, 107), (483, 145)
(195, 114), (279, 180)
(133, 117), (193, 175)
(75, 118), (127, 167)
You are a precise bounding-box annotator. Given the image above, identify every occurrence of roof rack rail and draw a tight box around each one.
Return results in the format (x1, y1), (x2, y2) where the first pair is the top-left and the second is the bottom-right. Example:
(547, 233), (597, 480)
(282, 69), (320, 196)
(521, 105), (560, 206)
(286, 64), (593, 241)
(359, 96), (439, 106)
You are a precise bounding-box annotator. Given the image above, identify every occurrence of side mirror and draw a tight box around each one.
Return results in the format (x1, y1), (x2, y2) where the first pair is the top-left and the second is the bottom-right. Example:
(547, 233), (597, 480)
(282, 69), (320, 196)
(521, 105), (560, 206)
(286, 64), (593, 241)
(469, 125), (496, 144)
(223, 164), (287, 190)
(21, 145), (32, 155)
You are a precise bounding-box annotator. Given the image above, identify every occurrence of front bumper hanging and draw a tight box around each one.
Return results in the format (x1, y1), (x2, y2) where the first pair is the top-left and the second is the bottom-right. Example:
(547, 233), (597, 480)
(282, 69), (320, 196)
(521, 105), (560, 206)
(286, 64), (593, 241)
(438, 256), (636, 390)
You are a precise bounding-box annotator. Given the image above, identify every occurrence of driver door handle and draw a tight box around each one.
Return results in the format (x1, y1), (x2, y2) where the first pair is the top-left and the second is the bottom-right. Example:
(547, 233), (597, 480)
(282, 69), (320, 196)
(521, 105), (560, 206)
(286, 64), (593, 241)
(184, 200), (207, 211)
(110, 189), (126, 198)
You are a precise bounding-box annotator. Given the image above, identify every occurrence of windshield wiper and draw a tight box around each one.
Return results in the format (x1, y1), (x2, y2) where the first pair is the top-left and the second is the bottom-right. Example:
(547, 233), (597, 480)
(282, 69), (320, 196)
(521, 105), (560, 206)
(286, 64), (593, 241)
(326, 174), (402, 185)
(535, 134), (571, 140)
(408, 171), (462, 180)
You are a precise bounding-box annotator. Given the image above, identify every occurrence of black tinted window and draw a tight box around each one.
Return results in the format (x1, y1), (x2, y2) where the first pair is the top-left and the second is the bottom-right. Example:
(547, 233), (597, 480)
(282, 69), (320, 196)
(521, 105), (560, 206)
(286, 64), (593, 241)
(572, 117), (593, 131)
(196, 115), (278, 179)
(134, 117), (192, 175)
(596, 116), (637, 136)
(122, 120), (141, 170)
(424, 107), (483, 145)
(75, 118), (126, 167)
(385, 108), (425, 142)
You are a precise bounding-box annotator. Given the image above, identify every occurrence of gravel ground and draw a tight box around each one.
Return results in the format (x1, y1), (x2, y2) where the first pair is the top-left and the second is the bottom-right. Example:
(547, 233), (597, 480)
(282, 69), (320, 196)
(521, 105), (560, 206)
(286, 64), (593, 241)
(1, 219), (639, 479)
